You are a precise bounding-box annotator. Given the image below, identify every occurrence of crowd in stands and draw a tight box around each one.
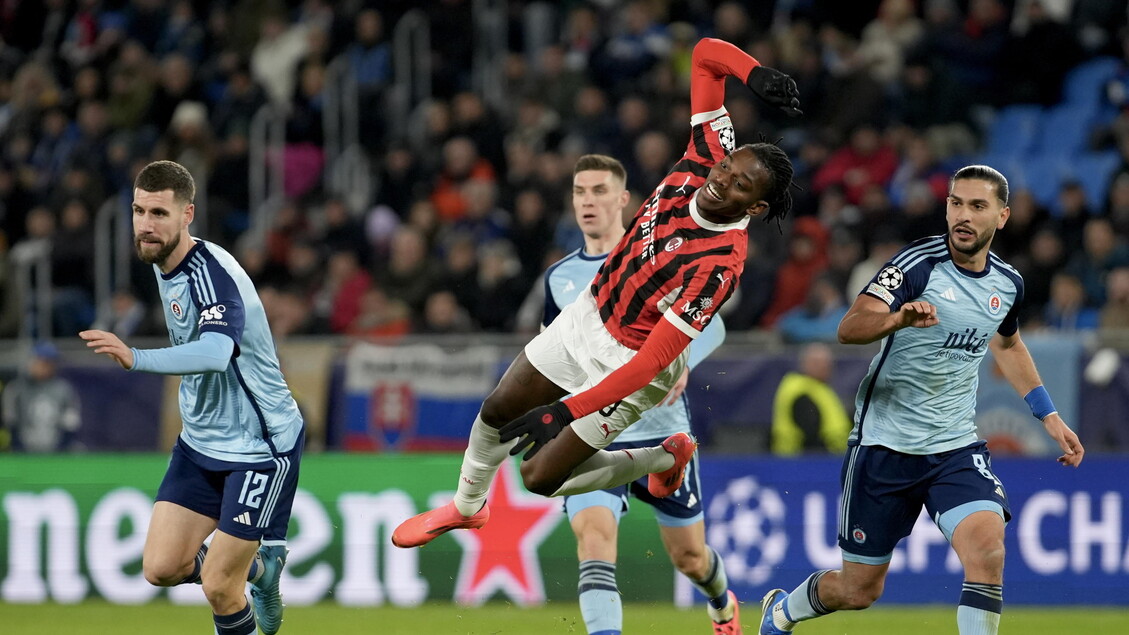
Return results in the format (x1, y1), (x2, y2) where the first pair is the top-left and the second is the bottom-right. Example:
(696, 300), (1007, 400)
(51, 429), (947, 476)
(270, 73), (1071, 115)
(2, 0), (1129, 342)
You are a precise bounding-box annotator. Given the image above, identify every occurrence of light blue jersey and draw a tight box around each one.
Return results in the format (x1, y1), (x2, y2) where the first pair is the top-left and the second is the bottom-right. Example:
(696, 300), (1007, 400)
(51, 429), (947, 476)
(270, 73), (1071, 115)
(852, 235), (1023, 454)
(149, 239), (303, 464)
(542, 247), (725, 442)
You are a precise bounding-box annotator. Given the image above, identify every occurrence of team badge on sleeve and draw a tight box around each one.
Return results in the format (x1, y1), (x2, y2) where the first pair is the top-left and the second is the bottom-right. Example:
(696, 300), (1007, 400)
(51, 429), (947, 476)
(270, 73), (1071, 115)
(877, 265), (903, 290)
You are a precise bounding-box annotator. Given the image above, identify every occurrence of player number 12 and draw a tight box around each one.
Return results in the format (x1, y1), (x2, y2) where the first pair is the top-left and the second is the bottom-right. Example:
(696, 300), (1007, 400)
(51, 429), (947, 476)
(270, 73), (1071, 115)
(238, 471), (269, 509)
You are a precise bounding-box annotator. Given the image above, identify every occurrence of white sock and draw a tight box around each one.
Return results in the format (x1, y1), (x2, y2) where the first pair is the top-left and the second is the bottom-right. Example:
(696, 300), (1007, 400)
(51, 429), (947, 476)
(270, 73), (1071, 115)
(452, 415), (515, 516)
(550, 446), (674, 496)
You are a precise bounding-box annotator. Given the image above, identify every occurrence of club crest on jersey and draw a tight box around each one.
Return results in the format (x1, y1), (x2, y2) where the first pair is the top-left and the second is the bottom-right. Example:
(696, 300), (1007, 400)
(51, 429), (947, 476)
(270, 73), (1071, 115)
(852, 528), (867, 544)
(877, 265), (903, 290)
(665, 236), (684, 252)
(170, 300), (183, 319)
(987, 292), (1002, 315)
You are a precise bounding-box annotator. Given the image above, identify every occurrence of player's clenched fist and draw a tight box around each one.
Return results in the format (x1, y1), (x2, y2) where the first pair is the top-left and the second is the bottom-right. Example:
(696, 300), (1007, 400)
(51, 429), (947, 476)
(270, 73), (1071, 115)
(897, 301), (938, 329)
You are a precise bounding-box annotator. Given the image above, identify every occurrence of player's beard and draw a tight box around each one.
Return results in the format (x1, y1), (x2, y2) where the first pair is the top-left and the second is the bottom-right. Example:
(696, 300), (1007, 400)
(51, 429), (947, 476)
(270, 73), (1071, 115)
(135, 231), (181, 266)
(949, 224), (994, 257)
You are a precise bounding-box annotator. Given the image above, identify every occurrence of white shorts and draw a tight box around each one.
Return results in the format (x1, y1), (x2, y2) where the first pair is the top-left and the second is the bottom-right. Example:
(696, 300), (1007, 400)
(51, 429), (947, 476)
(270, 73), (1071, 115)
(524, 292), (688, 450)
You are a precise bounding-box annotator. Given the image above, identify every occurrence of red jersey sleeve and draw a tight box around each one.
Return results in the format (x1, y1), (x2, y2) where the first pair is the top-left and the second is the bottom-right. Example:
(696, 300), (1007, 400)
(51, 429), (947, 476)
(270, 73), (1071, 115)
(683, 39), (759, 168)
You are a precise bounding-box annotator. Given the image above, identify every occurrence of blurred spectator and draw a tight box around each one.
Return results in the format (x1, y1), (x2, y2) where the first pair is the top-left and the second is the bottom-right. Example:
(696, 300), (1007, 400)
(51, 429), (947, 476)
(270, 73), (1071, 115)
(251, 13), (309, 104)
(452, 91), (507, 174)
(106, 41), (156, 130)
(1016, 228), (1067, 325)
(590, 0), (670, 95)
(417, 289), (475, 334)
(378, 226), (441, 316)
(454, 179), (510, 246)
(346, 8), (391, 150)
(470, 239), (528, 331)
(777, 274), (850, 344)
(147, 53), (204, 133)
(824, 229), (864, 298)
(926, 0), (1010, 106)
(856, 0), (924, 86)
(509, 188), (555, 275)
(1043, 272), (1099, 330)
(1066, 217), (1129, 307)
(2, 342), (82, 453)
(321, 250), (372, 334)
(1004, 0), (1080, 105)
(813, 123), (898, 205)
(375, 144), (421, 218)
(429, 136), (497, 222)
(1099, 267), (1129, 329)
(51, 199), (96, 335)
(771, 342), (851, 455)
(1051, 181), (1089, 254)
(1106, 171), (1129, 235)
(345, 286), (411, 338)
(888, 133), (948, 208)
(760, 217), (830, 327)
(91, 288), (159, 337)
(318, 197), (367, 265)
(155, 0), (206, 62)
(437, 232), (481, 314)
(992, 189), (1049, 262)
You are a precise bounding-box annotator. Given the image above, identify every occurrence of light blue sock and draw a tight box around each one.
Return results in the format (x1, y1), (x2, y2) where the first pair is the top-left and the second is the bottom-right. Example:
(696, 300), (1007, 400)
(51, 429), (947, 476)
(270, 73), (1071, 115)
(213, 600), (256, 635)
(690, 547), (730, 610)
(578, 559), (621, 635)
(785, 570), (835, 622)
(957, 582), (1002, 635)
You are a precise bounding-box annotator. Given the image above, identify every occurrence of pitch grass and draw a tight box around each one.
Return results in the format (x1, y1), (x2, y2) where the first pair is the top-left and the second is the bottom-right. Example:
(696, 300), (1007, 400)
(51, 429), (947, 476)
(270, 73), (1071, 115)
(3, 600), (1127, 634)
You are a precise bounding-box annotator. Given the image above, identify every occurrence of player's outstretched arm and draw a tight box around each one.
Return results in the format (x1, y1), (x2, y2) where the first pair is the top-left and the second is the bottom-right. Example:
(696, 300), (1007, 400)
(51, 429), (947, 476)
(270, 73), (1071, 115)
(79, 329), (135, 370)
(837, 294), (938, 345)
(989, 332), (1084, 467)
(690, 38), (801, 117)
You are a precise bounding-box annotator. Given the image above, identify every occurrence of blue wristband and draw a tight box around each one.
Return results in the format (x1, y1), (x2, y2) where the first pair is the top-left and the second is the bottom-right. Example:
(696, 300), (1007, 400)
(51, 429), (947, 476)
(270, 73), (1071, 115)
(1023, 385), (1057, 420)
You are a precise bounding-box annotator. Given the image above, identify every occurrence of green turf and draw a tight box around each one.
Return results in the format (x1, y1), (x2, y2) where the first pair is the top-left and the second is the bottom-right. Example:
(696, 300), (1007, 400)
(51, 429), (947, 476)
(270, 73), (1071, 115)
(2, 600), (1126, 634)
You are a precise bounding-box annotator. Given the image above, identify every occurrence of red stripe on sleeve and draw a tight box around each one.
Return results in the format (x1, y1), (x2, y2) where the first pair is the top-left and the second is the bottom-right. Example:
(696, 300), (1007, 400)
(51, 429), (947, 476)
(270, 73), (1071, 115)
(564, 317), (692, 420)
(690, 38), (760, 114)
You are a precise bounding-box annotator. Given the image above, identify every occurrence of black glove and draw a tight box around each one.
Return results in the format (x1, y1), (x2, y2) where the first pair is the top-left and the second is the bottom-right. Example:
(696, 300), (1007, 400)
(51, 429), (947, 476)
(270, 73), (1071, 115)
(498, 401), (576, 461)
(745, 65), (803, 117)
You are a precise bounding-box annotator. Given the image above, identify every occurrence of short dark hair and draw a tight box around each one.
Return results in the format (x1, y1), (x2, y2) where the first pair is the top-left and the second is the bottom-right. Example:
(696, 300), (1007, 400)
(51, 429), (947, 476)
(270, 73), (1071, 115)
(951, 164), (1009, 205)
(742, 142), (795, 225)
(134, 160), (196, 204)
(574, 154), (627, 186)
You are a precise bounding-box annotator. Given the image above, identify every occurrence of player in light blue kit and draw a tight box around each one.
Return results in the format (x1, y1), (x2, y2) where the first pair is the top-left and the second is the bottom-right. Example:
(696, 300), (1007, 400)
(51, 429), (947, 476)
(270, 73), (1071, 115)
(758, 165), (1084, 635)
(549, 154), (742, 635)
(80, 160), (303, 635)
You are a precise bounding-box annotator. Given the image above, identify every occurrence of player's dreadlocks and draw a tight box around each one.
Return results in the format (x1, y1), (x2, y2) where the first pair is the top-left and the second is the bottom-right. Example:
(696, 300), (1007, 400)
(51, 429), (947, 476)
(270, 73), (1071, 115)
(741, 141), (796, 232)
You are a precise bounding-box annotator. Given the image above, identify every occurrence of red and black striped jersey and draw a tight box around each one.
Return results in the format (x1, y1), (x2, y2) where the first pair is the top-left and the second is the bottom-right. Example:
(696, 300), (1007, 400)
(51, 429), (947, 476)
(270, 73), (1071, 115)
(591, 106), (748, 350)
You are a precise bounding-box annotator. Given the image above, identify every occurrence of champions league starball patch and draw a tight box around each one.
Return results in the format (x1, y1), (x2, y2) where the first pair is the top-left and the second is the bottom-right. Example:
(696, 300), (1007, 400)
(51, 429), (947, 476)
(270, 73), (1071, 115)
(877, 265), (904, 290)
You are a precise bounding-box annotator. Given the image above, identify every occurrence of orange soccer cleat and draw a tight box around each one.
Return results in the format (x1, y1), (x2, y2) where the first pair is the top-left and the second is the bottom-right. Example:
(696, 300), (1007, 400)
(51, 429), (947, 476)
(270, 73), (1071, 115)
(391, 501), (490, 548)
(713, 590), (743, 634)
(647, 432), (697, 498)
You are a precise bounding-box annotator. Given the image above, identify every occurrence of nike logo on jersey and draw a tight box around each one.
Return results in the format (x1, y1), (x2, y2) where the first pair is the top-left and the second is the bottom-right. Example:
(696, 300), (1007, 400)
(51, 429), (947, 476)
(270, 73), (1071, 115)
(941, 287), (957, 301)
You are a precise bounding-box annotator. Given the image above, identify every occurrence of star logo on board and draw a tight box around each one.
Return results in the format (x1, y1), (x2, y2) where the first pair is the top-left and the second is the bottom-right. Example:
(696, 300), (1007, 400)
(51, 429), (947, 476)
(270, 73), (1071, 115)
(439, 459), (563, 606)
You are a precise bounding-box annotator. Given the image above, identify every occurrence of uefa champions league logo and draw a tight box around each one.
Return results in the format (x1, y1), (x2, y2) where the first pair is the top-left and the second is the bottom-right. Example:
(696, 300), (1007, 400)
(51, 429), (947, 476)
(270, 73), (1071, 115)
(706, 476), (788, 585)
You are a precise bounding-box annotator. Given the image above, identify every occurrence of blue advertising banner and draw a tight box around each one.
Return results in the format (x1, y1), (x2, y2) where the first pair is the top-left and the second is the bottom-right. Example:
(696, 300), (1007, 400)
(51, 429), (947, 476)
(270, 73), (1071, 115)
(683, 455), (1128, 606)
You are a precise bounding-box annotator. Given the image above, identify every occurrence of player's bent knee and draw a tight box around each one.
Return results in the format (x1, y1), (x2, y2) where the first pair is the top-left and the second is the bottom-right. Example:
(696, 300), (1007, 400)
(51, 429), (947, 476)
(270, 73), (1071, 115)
(202, 578), (248, 614)
(142, 560), (186, 587)
(479, 393), (516, 428)
(519, 460), (564, 497)
(669, 547), (708, 578)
